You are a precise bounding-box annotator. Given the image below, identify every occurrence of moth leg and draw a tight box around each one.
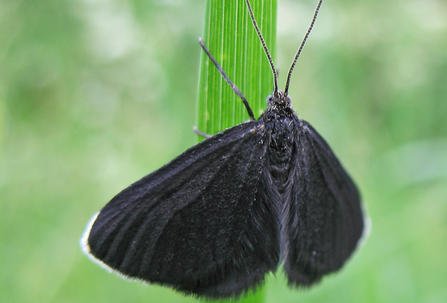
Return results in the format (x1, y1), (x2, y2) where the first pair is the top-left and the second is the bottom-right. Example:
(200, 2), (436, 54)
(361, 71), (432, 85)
(193, 126), (212, 139)
(198, 37), (255, 121)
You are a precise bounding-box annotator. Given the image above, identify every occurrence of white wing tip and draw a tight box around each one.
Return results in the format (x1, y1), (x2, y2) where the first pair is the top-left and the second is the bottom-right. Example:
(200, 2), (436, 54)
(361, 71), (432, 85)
(79, 212), (146, 283)
(359, 201), (372, 248)
(80, 212), (116, 274)
(80, 212), (99, 255)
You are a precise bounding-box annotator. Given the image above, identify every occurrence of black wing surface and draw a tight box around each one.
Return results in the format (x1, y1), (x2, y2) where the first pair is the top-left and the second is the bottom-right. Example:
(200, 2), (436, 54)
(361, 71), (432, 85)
(82, 121), (280, 298)
(284, 120), (364, 286)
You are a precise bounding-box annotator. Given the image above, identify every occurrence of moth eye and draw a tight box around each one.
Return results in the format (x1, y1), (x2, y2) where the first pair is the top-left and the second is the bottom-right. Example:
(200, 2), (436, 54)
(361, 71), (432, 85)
(266, 95), (273, 104)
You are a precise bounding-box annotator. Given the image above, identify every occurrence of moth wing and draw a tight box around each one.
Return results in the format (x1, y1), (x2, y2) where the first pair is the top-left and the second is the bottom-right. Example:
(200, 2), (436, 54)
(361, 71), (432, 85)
(284, 120), (365, 286)
(82, 121), (280, 298)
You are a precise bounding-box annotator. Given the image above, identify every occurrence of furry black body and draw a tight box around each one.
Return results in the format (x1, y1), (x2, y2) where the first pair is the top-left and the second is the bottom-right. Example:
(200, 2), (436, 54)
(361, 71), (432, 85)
(82, 90), (364, 298)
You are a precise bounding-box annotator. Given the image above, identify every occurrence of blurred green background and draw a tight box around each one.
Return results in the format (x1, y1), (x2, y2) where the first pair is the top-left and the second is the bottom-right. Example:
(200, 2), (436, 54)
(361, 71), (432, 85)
(1, 0), (447, 302)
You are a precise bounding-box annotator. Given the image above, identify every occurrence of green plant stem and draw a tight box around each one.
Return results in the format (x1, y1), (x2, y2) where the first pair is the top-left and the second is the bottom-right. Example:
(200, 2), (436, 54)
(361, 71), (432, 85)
(197, 0), (277, 137)
(197, 1), (277, 302)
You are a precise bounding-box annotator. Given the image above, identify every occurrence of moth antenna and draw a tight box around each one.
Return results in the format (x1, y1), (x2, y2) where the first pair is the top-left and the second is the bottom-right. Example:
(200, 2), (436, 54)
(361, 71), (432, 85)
(245, 0), (278, 95)
(284, 0), (323, 94)
(199, 38), (255, 120)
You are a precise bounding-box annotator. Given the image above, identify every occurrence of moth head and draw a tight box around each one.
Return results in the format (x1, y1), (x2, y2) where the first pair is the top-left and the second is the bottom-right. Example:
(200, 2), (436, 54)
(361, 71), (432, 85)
(266, 90), (292, 107)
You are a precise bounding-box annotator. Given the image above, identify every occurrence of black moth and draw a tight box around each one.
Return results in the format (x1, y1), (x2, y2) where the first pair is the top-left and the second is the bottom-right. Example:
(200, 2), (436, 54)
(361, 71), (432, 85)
(81, 0), (366, 299)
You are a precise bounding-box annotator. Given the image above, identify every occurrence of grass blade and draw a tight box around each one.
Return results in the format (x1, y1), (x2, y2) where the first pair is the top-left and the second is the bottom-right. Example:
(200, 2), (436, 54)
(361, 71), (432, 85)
(197, 0), (277, 137)
(197, 2), (277, 302)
